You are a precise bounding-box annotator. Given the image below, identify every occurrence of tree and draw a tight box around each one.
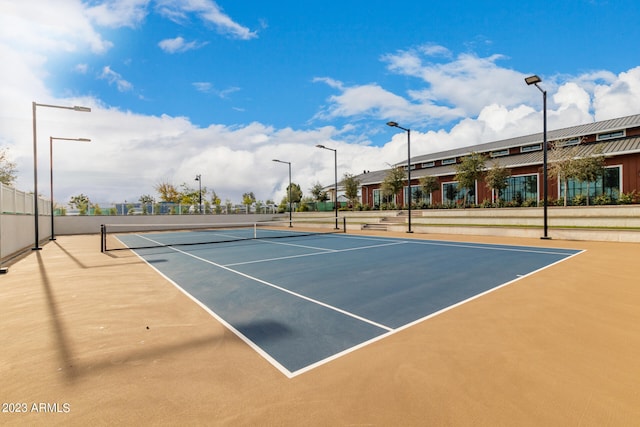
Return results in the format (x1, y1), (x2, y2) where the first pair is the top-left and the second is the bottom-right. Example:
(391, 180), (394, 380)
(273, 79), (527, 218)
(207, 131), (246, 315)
(418, 176), (439, 206)
(548, 144), (581, 206)
(242, 192), (256, 214)
(210, 190), (221, 213)
(0, 147), (17, 185)
(154, 180), (181, 203)
(484, 161), (511, 204)
(380, 167), (406, 208)
(286, 183), (302, 204)
(342, 173), (360, 209)
(69, 194), (90, 215)
(573, 149), (605, 206)
(454, 152), (486, 206)
(180, 182), (206, 213)
(139, 194), (154, 214)
(309, 182), (329, 202)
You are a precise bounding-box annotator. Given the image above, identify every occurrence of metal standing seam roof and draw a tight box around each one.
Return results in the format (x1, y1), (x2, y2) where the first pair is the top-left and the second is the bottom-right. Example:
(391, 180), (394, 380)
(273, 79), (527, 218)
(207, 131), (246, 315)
(398, 113), (640, 167)
(359, 136), (640, 184)
(337, 115), (640, 188)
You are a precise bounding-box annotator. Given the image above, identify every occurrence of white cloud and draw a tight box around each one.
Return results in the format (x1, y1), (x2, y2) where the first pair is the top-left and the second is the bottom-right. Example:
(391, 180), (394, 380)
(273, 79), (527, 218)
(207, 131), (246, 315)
(98, 66), (133, 92)
(0, 1), (113, 54)
(3, 2), (640, 208)
(312, 77), (344, 90)
(85, 0), (150, 28)
(192, 82), (240, 98)
(75, 63), (89, 74)
(419, 44), (452, 58)
(5, 60), (640, 206)
(386, 51), (528, 118)
(592, 66), (640, 121)
(193, 82), (213, 92)
(314, 82), (465, 125)
(158, 36), (206, 53)
(155, 0), (257, 40)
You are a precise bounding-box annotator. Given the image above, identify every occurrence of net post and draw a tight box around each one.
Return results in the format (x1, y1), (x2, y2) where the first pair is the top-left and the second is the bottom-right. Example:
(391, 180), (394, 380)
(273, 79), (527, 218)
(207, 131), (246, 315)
(100, 224), (105, 252)
(254, 222), (257, 239)
(342, 216), (346, 232)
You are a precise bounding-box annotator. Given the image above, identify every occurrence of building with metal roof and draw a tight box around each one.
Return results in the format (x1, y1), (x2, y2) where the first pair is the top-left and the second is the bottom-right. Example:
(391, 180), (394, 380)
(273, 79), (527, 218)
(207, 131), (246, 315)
(355, 113), (640, 208)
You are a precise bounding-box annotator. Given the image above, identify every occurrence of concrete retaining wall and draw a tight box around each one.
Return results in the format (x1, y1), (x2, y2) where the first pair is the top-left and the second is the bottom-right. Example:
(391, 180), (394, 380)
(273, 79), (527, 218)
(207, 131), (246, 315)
(3, 206), (639, 264)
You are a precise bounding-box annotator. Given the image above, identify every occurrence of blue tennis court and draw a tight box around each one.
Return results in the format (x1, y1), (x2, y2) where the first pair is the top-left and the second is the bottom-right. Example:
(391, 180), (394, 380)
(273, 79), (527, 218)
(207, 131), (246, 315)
(116, 230), (583, 377)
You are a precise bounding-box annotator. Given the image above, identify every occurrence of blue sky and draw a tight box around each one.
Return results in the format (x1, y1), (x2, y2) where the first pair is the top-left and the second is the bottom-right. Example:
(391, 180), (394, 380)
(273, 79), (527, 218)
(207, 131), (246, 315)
(2, 0), (640, 205)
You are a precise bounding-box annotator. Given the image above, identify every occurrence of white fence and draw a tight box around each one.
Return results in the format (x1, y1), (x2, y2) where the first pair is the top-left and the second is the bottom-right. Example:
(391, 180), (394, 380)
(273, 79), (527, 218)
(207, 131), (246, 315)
(1, 182), (51, 215)
(1, 182), (52, 264)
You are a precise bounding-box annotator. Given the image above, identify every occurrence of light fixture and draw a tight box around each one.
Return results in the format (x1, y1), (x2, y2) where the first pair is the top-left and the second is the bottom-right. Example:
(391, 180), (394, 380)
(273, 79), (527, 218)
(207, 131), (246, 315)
(524, 75), (550, 239)
(386, 121), (413, 233)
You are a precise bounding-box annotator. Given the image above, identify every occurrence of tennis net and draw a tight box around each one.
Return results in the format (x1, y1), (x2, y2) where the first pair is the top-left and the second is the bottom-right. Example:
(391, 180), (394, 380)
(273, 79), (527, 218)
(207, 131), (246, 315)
(100, 217), (346, 252)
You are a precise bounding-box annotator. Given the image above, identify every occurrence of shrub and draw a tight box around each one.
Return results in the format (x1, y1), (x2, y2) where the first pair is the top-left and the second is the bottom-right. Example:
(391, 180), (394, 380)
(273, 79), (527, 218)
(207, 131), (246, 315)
(592, 194), (613, 205)
(572, 194), (587, 206)
(618, 190), (639, 204)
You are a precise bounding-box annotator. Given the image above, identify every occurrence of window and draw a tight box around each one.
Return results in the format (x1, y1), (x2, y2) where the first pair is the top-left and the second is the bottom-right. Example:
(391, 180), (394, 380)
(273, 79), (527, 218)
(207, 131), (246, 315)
(490, 149), (509, 157)
(441, 158), (456, 165)
(373, 188), (396, 208)
(421, 161), (435, 168)
(404, 185), (431, 206)
(500, 174), (538, 204)
(521, 144), (542, 153)
(556, 137), (580, 147)
(442, 182), (474, 205)
(597, 130), (625, 141)
(560, 166), (621, 203)
(372, 189), (381, 208)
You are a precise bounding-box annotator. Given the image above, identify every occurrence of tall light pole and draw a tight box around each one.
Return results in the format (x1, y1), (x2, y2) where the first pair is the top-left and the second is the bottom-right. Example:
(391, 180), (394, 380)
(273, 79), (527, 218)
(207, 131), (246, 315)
(195, 174), (202, 214)
(49, 136), (91, 240)
(32, 102), (91, 250)
(315, 144), (339, 229)
(272, 159), (292, 227)
(386, 121), (413, 233)
(525, 75), (550, 239)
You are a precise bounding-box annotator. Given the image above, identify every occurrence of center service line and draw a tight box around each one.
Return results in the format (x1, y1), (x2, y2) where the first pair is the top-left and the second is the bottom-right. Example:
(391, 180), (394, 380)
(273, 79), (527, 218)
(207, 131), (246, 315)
(135, 234), (394, 332)
(226, 240), (408, 267)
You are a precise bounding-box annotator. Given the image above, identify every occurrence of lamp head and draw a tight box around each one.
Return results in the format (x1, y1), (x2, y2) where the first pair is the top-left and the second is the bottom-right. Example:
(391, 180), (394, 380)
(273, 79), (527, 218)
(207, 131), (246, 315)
(73, 106), (92, 112)
(525, 75), (542, 85)
(386, 121), (399, 128)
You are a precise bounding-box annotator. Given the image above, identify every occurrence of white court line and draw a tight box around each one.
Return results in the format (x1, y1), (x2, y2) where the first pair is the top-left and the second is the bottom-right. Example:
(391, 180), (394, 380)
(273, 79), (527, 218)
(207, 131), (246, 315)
(341, 233), (579, 256)
(289, 247), (587, 377)
(133, 233), (394, 334)
(122, 232), (585, 378)
(225, 240), (409, 267)
(406, 239), (578, 256)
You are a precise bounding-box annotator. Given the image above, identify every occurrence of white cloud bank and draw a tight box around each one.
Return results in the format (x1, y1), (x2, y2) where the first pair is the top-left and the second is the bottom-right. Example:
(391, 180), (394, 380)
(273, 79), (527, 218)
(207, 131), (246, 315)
(2, 4), (640, 208)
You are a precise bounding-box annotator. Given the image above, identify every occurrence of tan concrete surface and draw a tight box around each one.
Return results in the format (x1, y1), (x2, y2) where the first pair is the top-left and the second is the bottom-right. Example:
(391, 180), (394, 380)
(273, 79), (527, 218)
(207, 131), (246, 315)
(1, 232), (639, 426)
